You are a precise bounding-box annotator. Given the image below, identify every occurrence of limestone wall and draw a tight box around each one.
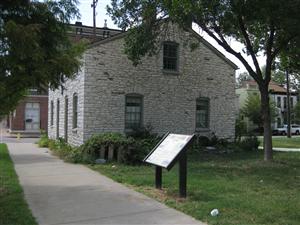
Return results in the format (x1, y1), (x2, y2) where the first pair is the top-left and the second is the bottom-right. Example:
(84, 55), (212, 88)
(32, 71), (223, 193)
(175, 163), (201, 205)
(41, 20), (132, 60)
(48, 57), (86, 146)
(49, 24), (236, 146)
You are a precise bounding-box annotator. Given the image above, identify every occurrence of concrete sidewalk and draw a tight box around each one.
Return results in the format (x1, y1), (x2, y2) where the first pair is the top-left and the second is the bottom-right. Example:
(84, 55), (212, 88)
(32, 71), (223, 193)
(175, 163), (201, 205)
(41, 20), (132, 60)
(258, 146), (300, 152)
(7, 143), (206, 225)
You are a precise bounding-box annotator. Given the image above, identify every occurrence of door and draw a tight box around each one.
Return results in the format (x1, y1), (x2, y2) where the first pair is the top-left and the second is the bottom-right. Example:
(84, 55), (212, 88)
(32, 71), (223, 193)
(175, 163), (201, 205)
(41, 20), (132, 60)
(64, 97), (68, 142)
(56, 100), (60, 139)
(25, 103), (40, 131)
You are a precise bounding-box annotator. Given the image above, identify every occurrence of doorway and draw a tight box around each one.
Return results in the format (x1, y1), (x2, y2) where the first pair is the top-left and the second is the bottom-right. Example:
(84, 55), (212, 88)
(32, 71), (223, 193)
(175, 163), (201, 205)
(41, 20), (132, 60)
(25, 103), (40, 131)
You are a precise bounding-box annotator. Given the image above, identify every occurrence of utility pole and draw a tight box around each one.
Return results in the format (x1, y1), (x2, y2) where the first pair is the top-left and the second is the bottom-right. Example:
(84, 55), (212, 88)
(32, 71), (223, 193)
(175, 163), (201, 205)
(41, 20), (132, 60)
(286, 69), (291, 138)
(91, 0), (98, 39)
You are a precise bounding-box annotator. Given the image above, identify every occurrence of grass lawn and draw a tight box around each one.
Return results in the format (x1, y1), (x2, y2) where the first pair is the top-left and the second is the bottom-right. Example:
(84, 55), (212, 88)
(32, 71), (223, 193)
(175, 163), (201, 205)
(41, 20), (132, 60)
(259, 136), (300, 148)
(0, 144), (37, 225)
(90, 151), (300, 225)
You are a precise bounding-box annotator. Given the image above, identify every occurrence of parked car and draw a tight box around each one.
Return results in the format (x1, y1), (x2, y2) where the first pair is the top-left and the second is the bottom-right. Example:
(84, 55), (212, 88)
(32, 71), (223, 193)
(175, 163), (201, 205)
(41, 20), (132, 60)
(275, 124), (300, 135)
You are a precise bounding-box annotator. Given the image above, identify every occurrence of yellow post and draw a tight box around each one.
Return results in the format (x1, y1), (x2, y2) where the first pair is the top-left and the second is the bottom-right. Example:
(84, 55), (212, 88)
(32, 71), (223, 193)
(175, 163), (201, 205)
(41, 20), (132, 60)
(17, 133), (21, 140)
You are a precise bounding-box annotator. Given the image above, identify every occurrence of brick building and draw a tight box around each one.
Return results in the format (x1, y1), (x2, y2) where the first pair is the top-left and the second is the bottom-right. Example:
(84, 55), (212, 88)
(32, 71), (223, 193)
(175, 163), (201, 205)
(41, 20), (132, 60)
(48, 22), (238, 146)
(8, 89), (48, 134)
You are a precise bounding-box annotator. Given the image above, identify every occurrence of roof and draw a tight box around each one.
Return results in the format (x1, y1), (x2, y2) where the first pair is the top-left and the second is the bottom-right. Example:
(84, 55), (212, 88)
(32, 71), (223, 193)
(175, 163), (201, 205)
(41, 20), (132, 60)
(68, 22), (123, 43)
(87, 23), (238, 70)
(242, 80), (298, 95)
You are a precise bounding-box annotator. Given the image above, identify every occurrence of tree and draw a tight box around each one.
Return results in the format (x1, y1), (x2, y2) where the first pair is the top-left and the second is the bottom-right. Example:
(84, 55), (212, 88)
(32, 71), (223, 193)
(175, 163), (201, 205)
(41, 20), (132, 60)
(236, 71), (252, 87)
(0, 0), (85, 116)
(107, 0), (300, 161)
(272, 68), (300, 90)
(241, 94), (277, 130)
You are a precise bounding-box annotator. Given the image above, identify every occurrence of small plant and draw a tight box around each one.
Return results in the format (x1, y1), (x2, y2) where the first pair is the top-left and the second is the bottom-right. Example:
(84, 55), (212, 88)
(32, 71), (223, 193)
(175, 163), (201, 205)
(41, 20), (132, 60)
(37, 131), (49, 147)
(122, 137), (159, 164)
(197, 136), (210, 146)
(209, 132), (219, 146)
(126, 124), (158, 139)
(235, 116), (247, 142)
(238, 135), (260, 151)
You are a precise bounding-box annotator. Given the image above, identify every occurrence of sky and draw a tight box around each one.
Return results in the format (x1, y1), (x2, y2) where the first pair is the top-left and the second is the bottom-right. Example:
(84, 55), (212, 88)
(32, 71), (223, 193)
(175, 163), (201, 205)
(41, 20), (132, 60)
(74, 0), (266, 76)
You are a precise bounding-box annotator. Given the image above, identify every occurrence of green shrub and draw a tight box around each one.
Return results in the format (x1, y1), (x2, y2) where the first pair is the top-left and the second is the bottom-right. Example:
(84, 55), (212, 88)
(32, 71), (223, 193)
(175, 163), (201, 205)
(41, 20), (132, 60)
(235, 116), (247, 141)
(79, 133), (134, 163)
(238, 136), (260, 151)
(197, 136), (210, 146)
(37, 131), (160, 165)
(37, 132), (49, 147)
(126, 124), (157, 140)
(122, 137), (159, 164)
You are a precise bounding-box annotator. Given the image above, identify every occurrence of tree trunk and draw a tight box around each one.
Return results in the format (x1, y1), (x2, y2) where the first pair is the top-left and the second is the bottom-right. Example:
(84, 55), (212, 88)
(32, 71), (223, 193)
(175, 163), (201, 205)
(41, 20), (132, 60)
(286, 70), (291, 138)
(260, 86), (273, 161)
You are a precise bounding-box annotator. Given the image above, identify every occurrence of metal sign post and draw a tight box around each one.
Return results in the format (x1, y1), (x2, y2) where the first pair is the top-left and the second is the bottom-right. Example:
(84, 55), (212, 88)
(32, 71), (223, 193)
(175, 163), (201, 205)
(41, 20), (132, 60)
(144, 133), (195, 198)
(155, 166), (162, 189)
(179, 151), (187, 198)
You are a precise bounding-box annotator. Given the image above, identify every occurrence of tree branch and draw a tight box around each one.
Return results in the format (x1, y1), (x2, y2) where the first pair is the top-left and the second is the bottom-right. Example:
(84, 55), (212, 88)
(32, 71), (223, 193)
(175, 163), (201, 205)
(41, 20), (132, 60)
(271, 35), (297, 60)
(194, 18), (261, 83)
(265, 23), (275, 84)
(237, 15), (262, 78)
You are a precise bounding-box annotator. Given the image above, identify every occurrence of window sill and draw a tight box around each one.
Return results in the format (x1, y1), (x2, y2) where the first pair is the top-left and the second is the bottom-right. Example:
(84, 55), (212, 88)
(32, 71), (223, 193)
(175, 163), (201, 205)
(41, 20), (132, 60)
(195, 128), (210, 133)
(162, 69), (180, 75)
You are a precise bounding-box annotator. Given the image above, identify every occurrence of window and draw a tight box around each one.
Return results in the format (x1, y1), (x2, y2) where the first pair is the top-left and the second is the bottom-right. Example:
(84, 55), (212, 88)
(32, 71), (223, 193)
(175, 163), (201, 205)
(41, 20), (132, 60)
(196, 98), (209, 129)
(125, 95), (143, 129)
(277, 117), (281, 128)
(163, 42), (178, 71)
(73, 94), (78, 128)
(290, 97), (294, 108)
(284, 97), (287, 108)
(277, 96), (281, 108)
(50, 101), (54, 126)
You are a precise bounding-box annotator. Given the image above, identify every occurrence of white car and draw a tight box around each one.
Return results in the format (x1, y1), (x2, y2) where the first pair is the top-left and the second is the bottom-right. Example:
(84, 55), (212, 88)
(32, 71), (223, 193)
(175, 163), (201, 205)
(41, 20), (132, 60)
(276, 124), (300, 135)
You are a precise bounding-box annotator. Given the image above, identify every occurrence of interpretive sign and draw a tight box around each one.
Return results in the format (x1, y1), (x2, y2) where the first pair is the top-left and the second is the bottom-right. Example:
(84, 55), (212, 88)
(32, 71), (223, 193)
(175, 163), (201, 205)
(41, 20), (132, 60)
(144, 133), (195, 170)
(144, 133), (196, 198)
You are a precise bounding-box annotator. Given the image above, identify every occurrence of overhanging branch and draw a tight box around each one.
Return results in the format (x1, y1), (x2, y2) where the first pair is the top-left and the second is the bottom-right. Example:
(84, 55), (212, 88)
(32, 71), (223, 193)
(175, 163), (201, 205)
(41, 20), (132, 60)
(265, 23), (275, 84)
(237, 15), (262, 78)
(194, 18), (261, 83)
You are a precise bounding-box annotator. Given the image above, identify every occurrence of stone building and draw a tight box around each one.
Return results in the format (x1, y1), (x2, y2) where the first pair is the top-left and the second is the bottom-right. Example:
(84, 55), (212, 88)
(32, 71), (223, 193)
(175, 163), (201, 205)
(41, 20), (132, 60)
(48, 22), (237, 146)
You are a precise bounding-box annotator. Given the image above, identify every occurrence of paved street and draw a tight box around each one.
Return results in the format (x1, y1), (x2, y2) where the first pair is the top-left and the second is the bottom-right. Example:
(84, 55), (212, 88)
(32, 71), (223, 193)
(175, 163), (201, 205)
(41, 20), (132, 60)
(7, 142), (206, 225)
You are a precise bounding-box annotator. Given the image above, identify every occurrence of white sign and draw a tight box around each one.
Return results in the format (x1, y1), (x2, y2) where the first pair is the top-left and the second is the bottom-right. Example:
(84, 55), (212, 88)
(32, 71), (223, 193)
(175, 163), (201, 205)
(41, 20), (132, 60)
(145, 133), (194, 168)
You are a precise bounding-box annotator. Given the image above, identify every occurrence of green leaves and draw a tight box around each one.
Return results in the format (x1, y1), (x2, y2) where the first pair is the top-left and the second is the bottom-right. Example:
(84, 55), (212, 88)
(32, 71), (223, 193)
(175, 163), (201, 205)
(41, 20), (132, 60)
(241, 93), (277, 128)
(0, 0), (85, 115)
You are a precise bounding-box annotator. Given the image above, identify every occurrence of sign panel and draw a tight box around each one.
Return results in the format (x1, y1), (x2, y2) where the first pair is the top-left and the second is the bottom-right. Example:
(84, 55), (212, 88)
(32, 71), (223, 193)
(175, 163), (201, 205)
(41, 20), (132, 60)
(144, 133), (194, 169)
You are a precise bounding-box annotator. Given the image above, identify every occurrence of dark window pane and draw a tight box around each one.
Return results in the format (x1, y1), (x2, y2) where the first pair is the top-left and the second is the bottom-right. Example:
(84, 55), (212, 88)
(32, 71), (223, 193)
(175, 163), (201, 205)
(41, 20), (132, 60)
(125, 96), (142, 129)
(163, 42), (178, 71)
(50, 101), (54, 126)
(73, 94), (78, 128)
(196, 98), (209, 129)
